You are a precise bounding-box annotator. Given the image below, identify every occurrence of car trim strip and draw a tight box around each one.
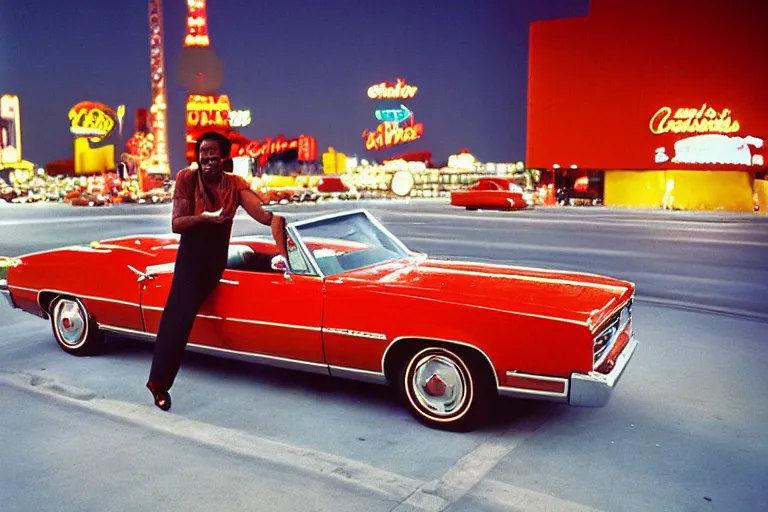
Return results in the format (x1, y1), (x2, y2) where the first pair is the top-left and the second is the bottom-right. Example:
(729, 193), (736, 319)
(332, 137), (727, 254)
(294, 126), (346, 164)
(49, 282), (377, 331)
(497, 385), (569, 401)
(19, 287), (143, 311)
(97, 324), (330, 375)
(226, 317), (322, 331)
(141, 306), (319, 330)
(18, 291), (319, 332)
(8, 285), (39, 293)
(328, 365), (388, 384)
(186, 343), (329, 370)
(99, 324), (157, 340)
(322, 328), (388, 341)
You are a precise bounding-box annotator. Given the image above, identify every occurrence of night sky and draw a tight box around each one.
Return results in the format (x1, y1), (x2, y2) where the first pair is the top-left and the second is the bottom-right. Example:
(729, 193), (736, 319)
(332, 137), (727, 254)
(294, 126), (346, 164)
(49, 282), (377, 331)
(0, 0), (588, 173)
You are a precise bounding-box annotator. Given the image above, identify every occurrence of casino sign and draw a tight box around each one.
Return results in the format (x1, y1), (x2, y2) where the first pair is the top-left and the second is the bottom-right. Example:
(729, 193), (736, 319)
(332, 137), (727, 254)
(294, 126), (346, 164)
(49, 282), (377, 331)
(68, 101), (122, 142)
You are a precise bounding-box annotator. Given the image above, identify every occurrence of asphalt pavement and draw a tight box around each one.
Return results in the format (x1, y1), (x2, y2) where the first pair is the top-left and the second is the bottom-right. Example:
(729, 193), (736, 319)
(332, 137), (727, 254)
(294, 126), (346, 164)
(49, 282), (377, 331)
(1, 199), (767, 511)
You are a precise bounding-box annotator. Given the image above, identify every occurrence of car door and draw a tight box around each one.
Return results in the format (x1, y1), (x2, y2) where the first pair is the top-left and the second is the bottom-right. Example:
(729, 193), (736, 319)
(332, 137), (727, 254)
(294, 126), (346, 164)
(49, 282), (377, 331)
(209, 237), (326, 366)
(139, 262), (228, 349)
(217, 267), (325, 364)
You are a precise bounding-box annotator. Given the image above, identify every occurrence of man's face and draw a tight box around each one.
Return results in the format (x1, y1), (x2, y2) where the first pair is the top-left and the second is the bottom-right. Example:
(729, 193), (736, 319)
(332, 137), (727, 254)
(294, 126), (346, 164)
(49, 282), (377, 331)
(199, 139), (223, 177)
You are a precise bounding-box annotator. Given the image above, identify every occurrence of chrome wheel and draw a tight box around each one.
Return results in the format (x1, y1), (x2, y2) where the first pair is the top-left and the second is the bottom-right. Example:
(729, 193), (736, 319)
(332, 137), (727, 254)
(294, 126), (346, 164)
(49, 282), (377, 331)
(411, 354), (468, 417)
(53, 299), (88, 348)
(49, 296), (102, 355)
(402, 346), (479, 428)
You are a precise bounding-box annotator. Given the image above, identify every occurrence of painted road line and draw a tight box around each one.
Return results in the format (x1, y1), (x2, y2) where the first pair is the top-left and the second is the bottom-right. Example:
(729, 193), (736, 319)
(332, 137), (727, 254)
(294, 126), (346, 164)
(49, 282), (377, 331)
(392, 413), (553, 512)
(0, 371), (424, 503)
(464, 479), (606, 512)
(392, 443), (513, 512)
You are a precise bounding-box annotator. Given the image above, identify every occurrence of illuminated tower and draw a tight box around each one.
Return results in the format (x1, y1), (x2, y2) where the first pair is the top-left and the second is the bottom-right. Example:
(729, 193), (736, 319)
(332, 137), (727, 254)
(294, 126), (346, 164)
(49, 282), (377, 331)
(147, 0), (170, 175)
(185, 0), (210, 47)
(178, 0), (223, 95)
(178, 0), (225, 163)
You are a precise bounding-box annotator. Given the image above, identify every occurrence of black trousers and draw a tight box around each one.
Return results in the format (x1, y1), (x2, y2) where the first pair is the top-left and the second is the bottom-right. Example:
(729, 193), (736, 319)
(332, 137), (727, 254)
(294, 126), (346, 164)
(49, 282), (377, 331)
(148, 223), (229, 391)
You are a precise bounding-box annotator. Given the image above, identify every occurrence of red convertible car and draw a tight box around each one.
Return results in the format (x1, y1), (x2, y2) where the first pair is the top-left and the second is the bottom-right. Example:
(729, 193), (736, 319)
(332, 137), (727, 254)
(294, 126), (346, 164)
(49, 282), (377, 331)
(0, 209), (637, 431)
(450, 177), (533, 211)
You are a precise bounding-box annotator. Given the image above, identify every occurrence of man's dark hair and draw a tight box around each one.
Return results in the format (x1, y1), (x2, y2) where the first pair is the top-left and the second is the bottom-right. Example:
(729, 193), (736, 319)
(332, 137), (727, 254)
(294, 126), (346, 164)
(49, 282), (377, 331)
(195, 131), (231, 161)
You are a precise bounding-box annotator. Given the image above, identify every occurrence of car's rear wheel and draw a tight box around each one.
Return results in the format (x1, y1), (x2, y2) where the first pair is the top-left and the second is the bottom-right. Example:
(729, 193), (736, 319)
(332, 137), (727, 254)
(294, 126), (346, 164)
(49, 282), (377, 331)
(397, 346), (494, 431)
(50, 296), (103, 356)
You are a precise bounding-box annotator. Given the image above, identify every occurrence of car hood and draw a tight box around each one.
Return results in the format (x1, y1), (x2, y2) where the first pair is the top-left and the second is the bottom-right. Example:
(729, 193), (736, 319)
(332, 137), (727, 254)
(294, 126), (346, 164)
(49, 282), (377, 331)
(342, 257), (634, 329)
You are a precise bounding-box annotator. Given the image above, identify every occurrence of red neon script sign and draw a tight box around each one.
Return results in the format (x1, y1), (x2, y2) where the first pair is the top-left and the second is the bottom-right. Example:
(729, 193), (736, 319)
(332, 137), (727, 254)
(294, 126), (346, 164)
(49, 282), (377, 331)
(367, 78), (418, 100)
(362, 121), (424, 151)
(246, 134), (318, 164)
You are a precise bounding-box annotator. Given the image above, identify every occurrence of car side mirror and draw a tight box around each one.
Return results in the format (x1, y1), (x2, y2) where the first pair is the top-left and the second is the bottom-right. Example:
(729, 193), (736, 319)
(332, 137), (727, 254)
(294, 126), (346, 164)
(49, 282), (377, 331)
(271, 254), (291, 280)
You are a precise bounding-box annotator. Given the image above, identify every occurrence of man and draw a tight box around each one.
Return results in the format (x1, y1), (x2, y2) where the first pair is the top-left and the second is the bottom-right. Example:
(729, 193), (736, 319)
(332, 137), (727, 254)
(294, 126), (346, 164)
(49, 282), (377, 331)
(146, 131), (287, 410)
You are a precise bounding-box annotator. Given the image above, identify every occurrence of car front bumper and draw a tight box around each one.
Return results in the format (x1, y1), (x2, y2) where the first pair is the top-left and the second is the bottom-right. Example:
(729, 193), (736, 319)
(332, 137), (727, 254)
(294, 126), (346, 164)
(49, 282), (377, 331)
(569, 336), (638, 407)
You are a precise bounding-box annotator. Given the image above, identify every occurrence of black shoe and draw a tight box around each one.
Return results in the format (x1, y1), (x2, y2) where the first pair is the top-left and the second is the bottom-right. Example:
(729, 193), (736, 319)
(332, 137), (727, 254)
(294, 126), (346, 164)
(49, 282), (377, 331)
(146, 382), (171, 411)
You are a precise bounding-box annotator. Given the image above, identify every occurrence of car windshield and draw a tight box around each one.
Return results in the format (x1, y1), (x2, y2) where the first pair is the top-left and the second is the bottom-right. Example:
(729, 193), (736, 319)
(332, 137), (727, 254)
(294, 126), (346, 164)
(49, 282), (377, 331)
(292, 211), (410, 276)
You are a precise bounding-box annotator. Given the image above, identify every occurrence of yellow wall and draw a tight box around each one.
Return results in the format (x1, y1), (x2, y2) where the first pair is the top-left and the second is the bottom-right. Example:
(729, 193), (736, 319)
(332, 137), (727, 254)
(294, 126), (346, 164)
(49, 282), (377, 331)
(604, 170), (755, 212)
(754, 179), (768, 215)
(604, 170), (667, 208)
(74, 138), (115, 174)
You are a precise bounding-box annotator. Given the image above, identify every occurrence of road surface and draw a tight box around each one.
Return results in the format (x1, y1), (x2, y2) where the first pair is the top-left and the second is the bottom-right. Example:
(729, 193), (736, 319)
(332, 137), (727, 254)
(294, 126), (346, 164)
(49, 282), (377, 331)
(1, 200), (766, 511)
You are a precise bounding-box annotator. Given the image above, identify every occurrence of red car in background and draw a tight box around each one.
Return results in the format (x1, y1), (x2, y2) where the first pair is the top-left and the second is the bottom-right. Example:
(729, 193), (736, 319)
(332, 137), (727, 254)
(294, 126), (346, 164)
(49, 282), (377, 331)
(451, 177), (533, 211)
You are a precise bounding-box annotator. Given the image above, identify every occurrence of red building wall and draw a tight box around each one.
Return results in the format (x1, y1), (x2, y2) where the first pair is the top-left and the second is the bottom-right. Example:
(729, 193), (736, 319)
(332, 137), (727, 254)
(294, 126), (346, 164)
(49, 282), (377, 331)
(526, 0), (768, 171)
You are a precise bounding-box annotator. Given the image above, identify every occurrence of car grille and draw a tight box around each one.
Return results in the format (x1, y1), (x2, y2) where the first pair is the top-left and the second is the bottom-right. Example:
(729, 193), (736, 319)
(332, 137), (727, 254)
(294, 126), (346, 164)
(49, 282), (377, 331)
(593, 299), (632, 366)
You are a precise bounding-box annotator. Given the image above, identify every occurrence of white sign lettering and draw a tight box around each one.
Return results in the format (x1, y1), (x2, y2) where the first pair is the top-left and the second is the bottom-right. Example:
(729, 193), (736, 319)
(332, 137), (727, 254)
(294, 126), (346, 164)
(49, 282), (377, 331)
(229, 110), (251, 128)
(654, 134), (765, 167)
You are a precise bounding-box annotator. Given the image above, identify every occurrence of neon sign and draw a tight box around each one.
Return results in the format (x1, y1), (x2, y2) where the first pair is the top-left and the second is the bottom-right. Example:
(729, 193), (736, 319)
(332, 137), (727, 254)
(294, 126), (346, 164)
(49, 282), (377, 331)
(362, 121), (424, 151)
(186, 94), (230, 129)
(375, 104), (412, 123)
(367, 78), (418, 100)
(246, 134), (318, 163)
(649, 104), (740, 135)
(229, 110), (251, 128)
(68, 101), (117, 142)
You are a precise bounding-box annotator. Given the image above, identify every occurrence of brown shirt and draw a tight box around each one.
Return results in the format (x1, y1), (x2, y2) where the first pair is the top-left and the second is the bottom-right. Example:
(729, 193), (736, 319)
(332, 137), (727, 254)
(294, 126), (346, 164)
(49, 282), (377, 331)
(174, 168), (250, 218)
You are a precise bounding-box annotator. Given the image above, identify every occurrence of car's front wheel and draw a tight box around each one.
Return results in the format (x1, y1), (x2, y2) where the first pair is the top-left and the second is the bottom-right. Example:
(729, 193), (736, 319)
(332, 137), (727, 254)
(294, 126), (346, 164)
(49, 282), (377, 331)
(50, 296), (103, 356)
(398, 346), (494, 431)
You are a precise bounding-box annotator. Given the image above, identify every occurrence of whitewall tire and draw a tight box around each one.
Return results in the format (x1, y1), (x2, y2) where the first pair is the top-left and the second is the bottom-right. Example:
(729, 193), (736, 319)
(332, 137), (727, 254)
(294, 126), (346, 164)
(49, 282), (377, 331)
(398, 346), (493, 431)
(50, 297), (103, 356)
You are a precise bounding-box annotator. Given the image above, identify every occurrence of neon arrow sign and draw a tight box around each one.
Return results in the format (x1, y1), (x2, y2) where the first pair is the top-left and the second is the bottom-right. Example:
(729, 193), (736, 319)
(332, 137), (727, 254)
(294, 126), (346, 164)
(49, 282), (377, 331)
(375, 104), (412, 124)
